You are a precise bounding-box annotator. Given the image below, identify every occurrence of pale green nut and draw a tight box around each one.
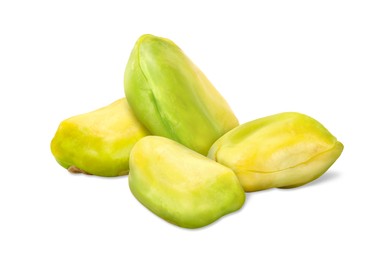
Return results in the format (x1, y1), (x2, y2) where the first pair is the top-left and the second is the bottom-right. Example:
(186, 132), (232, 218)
(124, 34), (239, 156)
(208, 112), (344, 191)
(129, 136), (245, 229)
(51, 98), (150, 177)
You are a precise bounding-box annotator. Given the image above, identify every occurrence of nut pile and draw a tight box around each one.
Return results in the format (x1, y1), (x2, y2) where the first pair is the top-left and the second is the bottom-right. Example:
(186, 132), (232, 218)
(51, 34), (343, 229)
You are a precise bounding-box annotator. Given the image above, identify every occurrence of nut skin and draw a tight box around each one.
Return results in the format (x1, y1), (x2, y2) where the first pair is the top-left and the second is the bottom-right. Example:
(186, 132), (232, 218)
(129, 136), (245, 229)
(50, 98), (150, 177)
(124, 34), (239, 156)
(208, 112), (344, 192)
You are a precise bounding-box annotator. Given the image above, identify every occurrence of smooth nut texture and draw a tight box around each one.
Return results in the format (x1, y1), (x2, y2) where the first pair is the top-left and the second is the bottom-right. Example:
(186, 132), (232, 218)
(51, 98), (150, 177)
(129, 136), (245, 229)
(208, 112), (344, 191)
(124, 34), (239, 155)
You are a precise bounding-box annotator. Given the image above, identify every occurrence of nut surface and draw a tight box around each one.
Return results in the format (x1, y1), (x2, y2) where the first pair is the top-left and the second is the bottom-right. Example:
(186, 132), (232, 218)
(208, 112), (344, 191)
(129, 136), (245, 228)
(124, 34), (239, 155)
(51, 98), (150, 177)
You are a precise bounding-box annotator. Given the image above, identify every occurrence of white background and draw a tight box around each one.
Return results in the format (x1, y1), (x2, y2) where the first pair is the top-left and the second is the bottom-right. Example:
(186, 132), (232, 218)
(1, 0), (389, 259)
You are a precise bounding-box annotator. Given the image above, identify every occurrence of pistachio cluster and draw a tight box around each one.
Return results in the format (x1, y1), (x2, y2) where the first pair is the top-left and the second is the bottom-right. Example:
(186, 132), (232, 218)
(51, 34), (343, 229)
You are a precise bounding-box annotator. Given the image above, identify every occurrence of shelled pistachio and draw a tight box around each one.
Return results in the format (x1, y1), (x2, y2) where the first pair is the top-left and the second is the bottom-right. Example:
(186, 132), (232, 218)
(51, 98), (149, 177)
(208, 112), (343, 191)
(124, 34), (238, 155)
(129, 136), (245, 228)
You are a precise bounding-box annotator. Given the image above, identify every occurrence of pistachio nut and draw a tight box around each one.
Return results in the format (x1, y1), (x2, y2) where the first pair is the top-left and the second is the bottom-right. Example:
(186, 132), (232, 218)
(129, 136), (245, 228)
(208, 112), (343, 191)
(51, 98), (150, 177)
(124, 34), (239, 155)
